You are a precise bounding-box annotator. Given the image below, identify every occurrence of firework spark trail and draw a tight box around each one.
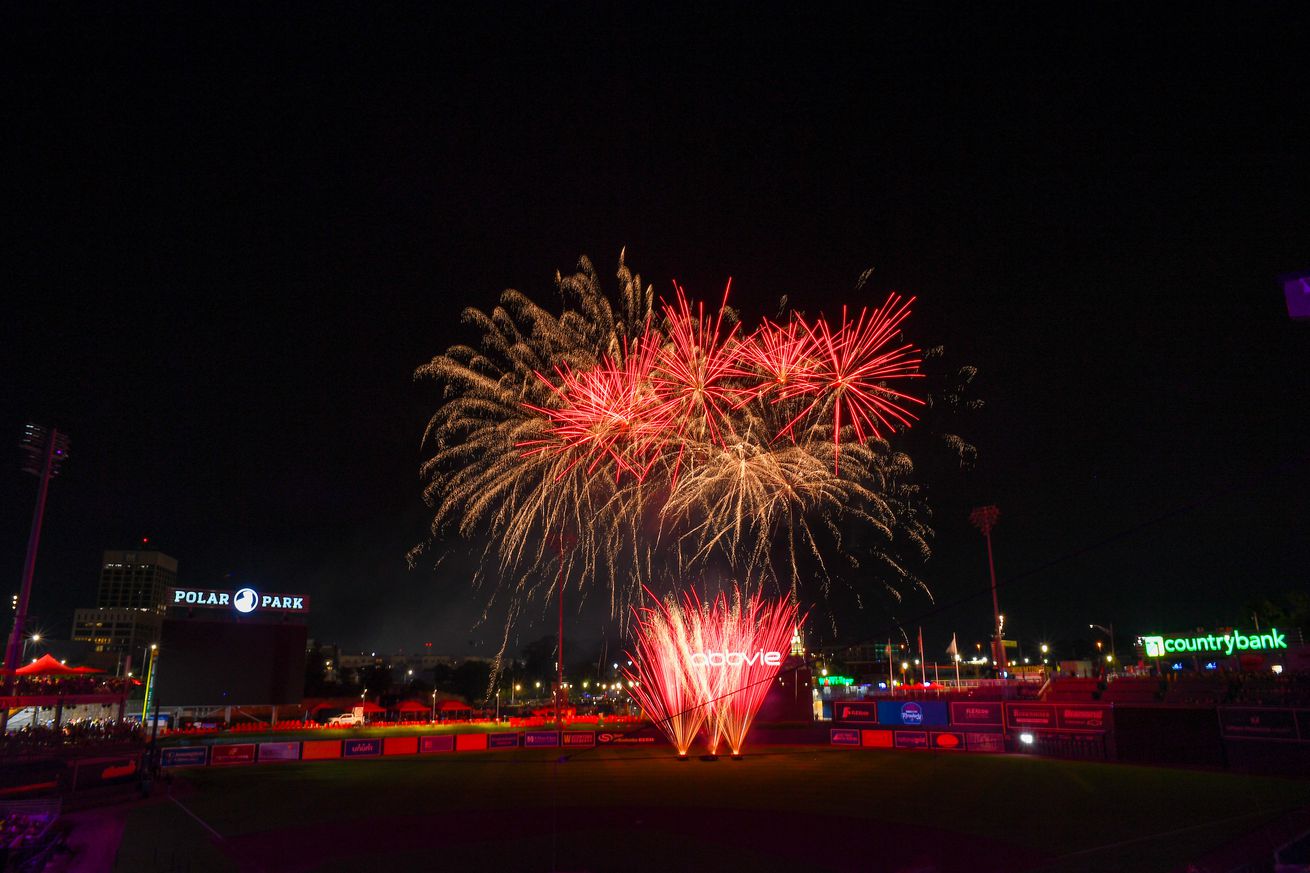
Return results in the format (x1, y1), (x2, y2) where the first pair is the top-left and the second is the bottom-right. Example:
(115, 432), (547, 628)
(703, 593), (799, 756)
(624, 593), (710, 756)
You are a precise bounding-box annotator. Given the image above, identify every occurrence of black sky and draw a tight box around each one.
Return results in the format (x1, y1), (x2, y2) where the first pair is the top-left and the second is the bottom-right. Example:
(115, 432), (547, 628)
(4, 6), (1308, 658)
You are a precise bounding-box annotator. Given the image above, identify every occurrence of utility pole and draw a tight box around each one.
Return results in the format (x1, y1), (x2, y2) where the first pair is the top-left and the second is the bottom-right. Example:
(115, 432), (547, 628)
(969, 505), (1007, 676)
(2, 425), (70, 733)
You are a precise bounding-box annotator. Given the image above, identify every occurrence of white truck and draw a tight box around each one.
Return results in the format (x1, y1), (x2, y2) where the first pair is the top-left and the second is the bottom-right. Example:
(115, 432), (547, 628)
(326, 706), (366, 727)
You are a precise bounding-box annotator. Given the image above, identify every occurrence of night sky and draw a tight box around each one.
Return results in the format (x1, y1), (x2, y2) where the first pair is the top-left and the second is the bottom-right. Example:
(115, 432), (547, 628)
(4, 7), (1307, 659)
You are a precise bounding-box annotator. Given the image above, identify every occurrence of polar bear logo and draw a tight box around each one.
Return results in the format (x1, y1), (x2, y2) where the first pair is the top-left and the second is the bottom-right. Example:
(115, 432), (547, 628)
(234, 587), (259, 614)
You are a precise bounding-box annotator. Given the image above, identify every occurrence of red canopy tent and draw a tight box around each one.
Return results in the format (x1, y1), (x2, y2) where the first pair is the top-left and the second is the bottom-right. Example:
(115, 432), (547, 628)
(395, 701), (428, 713)
(15, 654), (84, 676)
(69, 665), (105, 675)
(358, 702), (386, 714)
(438, 700), (472, 712)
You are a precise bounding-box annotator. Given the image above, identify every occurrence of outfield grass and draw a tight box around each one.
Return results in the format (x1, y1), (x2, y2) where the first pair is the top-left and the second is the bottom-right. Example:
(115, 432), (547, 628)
(113, 746), (1310, 873)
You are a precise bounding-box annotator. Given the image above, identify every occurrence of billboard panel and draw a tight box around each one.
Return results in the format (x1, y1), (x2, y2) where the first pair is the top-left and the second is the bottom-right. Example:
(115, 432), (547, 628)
(950, 701), (1003, 727)
(877, 700), (948, 727)
(1220, 707), (1299, 741)
(156, 618), (306, 706)
(833, 701), (879, 723)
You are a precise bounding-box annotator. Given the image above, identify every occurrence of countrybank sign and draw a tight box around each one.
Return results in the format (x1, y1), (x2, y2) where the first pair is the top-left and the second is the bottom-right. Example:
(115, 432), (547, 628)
(1142, 629), (1287, 658)
(170, 587), (309, 615)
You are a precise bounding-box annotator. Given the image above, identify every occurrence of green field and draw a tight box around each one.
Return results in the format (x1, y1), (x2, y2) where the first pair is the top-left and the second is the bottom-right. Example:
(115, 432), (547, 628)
(112, 747), (1310, 872)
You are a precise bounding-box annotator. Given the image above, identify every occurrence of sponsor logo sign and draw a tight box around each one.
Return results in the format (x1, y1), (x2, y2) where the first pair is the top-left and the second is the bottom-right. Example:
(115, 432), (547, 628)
(169, 587), (310, 614)
(834, 701), (879, 723)
(950, 701), (1003, 727)
(932, 731), (965, 750)
(562, 731), (595, 747)
(877, 700), (948, 727)
(894, 731), (929, 749)
(688, 650), (782, 668)
(211, 744), (256, 766)
(1142, 629), (1287, 658)
(342, 738), (381, 757)
(486, 732), (518, 749)
(1057, 705), (1111, 732)
(966, 732), (1005, 752)
(257, 741), (300, 762)
(420, 735), (455, 753)
(597, 731), (660, 745)
(160, 746), (209, 768)
(830, 728), (862, 746)
(1006, 703), (1056, 730)
(525, 731), (560, 747)
(1220, 707), (1299, 741)
(861, 729), (893, 748)
(75, 756), (140, 788)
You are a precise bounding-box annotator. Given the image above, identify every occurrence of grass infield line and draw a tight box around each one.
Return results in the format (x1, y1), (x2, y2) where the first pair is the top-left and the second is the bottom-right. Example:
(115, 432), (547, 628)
(168, 793), (225, 841)
(1040, 807), (1272, 863)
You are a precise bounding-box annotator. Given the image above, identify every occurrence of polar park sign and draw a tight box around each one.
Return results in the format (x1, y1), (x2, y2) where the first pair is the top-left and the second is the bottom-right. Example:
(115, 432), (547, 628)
(1141, 629), (1287, 658)
(169, 587), (309, 615)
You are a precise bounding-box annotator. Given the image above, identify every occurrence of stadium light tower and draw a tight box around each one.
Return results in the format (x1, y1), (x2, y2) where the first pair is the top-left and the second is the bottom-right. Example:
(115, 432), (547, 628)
(2, 425), (70, 732)
(969, 505), (1007, 676)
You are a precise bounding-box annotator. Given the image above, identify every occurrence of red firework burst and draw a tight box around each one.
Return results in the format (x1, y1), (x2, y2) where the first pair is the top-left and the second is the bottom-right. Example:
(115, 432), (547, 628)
(521, 334), (670, 481)
(729, 318), (818, 404)
(651, 281), (743, 447)
(779, 294), (925, 471)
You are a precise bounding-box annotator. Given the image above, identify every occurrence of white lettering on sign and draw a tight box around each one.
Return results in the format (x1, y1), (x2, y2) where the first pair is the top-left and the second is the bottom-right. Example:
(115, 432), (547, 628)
(688, 651), (783, 668)
(168, 588), (309, 614)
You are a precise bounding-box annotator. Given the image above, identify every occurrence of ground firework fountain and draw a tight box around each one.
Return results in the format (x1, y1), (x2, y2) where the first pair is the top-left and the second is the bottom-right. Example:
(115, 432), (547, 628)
(625, 590), (800, 759)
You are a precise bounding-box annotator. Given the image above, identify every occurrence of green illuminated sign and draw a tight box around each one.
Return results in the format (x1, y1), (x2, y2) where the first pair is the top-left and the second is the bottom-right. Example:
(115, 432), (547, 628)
(816, 675), (854, 686)
(1142, 629), (1287, 658)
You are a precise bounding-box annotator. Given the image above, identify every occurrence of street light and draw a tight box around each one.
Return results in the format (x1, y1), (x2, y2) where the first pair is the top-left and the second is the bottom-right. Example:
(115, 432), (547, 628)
(21, 633), (41, 661)
(1089, 623), (1117, 663)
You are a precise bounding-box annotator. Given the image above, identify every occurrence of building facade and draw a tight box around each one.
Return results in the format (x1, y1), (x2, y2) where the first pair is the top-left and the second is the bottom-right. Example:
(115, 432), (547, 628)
(71, 549), (177, 668)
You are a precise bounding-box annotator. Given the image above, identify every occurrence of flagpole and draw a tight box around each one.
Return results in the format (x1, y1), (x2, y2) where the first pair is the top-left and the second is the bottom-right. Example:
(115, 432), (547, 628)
(918, 627), (927, 685)
(887, 638), (894, 696)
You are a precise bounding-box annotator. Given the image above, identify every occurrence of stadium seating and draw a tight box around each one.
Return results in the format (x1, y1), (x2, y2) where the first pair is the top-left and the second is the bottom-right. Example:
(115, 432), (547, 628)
(1043, 677), (1101, 702)
(1099, 677), (1162, 704)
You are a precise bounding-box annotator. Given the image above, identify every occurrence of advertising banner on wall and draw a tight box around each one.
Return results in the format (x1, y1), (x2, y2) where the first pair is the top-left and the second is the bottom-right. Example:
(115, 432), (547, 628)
(342, 738), (381, 757)
(420, 735), (455, 753)
(893, 731), (929, 749)
(861, 729), (893, 748)
(830, 728), (861, 746)
(211, 744), (256, 766)
(1005, 704), (1056, 730)
(877, 700), (948, 727)
(160, 746), (209, 768)
(597, 729), (663, 746)
(73, 755), (141, 789)
(485, 732), (518, 749)
(1219, 707), (1300, 741)
(257, 742), (301, 762)
(524, 731), (559, 747)
(950, 701), (1003, 727)
(931, 731), (965, 750)
(833, 701), (879, 723)
(562, 731), (595, 747)
(1056, 705), (1111, 732)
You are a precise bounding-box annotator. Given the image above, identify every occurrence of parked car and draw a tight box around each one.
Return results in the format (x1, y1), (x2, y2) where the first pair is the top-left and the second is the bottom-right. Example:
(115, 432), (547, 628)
(326, 712), (364, 727)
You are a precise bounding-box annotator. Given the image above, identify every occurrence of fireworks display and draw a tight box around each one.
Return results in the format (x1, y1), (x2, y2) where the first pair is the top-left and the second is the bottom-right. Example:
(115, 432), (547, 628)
(415, 254), (969, 659)
(624, 591), (799, 757)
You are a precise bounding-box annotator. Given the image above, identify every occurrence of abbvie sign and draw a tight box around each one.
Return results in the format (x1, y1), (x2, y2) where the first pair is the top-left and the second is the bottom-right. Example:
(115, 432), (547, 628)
(170, 587), (309, 614)
(688, 650), (782, 668)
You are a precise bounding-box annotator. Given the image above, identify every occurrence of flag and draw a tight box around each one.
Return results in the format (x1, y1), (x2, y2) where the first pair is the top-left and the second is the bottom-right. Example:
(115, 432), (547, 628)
(946, 633), (959, 659)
